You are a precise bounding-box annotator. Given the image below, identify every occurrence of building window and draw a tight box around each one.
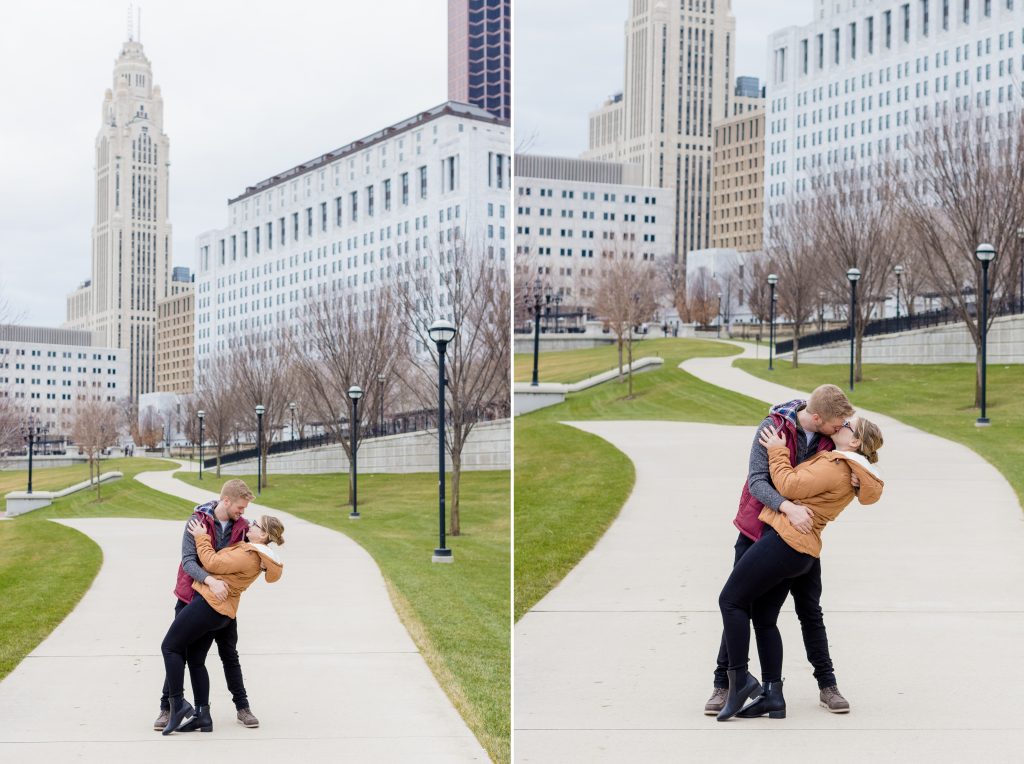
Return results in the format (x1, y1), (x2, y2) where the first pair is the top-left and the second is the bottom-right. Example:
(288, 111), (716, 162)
(231, 235), (237, 261)
(383, 179), (392, 211)
(902, 4), (911, 42)
(401, 173), (409, 205)
(351, 191), (358, 221)
(292, 212), (299, 241)
(816, 33), (824, 68)
(366, 186), (374, 217)
(832, 28), (840, 64)
(963, 0), (970, 23)
(884, 10), (892, 48)
(306, 207), (313, 236)
(418, 166), (428, 199)
(219, 239), (225, 265)
(335, 196), (343, 226)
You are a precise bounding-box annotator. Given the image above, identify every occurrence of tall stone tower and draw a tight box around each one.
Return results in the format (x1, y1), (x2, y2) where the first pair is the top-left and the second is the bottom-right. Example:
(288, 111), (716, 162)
(585, 0), (736, 265)
(66, 18), (171, 401)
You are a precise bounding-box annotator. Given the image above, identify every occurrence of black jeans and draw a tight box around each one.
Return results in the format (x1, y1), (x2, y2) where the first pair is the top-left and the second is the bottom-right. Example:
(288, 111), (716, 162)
(159, 599), (250, 710)
(714, 529), (837, 688)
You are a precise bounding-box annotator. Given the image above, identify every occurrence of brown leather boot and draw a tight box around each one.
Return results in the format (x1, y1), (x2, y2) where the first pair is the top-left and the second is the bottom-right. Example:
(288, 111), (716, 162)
(819, 685), (850, 713)
(152, 708), (169, 731)
(703, 687), (728, 715)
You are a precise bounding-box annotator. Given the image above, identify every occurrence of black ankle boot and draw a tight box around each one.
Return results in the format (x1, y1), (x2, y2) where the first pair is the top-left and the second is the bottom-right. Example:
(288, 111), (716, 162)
(162, 697), (195, 736)
(178, 703), (212, 732)
(716, 669), (763, 721)
(737, 679), (786, 719)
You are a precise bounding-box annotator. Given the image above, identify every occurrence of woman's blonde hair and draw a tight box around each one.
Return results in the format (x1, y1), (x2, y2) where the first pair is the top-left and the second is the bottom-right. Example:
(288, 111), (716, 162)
(260, 515), (285, 546)
(855, 417), (884, 464)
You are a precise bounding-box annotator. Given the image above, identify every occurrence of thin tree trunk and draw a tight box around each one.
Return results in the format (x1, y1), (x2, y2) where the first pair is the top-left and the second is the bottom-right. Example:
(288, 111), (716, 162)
(792, 331), (800, 369)
(450, 454), (462, 537)
(627, 335), (635, 398)
(617, 336), (624, 381)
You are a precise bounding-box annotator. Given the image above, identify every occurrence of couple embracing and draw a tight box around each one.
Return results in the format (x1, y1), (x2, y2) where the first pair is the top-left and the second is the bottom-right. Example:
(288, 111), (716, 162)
(705, 384), (885, 721)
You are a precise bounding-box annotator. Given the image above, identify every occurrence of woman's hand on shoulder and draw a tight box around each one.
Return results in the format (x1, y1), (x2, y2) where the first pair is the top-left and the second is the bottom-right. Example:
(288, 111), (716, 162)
(187, 517), (205, 539)
(758, 425), (786, 450)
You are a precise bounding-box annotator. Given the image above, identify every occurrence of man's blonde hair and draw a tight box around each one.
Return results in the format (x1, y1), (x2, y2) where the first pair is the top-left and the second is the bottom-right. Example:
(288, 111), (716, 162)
(806, 384), (854, 421)
(221, 479), (255, 503)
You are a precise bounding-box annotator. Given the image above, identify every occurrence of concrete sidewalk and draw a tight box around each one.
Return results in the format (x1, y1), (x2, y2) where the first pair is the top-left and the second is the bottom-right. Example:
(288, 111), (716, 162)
(515, 343), (1024, 762)
(0, 466), (487, 762)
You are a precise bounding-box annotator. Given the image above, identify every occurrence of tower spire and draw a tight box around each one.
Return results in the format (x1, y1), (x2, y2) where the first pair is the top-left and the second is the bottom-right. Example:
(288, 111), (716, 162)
(127, 4), (134, 41)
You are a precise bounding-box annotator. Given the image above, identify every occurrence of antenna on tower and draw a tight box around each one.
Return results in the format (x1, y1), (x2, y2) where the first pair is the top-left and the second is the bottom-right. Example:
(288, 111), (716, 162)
(127, 4), (134, 41)
(137, 7), (142, 42)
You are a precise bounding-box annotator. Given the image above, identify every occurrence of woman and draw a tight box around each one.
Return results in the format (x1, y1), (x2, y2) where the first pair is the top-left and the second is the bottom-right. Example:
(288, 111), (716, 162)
(160, 515), (285, 735)
(717, 416), (884, 722)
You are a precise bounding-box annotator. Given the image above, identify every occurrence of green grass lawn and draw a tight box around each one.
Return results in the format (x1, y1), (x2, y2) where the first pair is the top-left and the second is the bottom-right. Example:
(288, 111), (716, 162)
(735, 359), (1024, 509)
(0, 458), (186, 682)
(176, 470), (510, 764)
(515, 339), (770, 622)
(514, 338), (662, 383)
(0, 456), (162, 495)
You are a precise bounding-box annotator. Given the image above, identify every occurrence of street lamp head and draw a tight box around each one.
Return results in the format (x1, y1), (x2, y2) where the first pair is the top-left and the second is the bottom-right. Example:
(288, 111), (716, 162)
(255, 404), (265, 416)
(289, 401), (296, 412)
(1017, 227), (1024, 239)
(377, 373), (386, 383)
(197, 410), (205, 420)
(975, 243), (996, 263)
(894, 264), (904, 276)
(846, 267), (862, 282)
(427, 318), (457, 346)
(347, 385), (364, 401)
(767, 273), (778, 286)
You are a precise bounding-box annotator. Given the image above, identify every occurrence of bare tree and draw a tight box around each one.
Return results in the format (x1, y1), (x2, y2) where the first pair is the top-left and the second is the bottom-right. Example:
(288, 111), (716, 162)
(137, 405), (163, 450)
(196, 364), (241, 477)
(72, 398), (119, 500)
(686, 265), (719, 328)
(592, 255), (659, 397)
(399, 238), (509, 536)
(228, 332), (294, 490)
(809, 161), (899, 382)
(658, 256), (689, 325)
(765, 205), (819, 366)
(294, 285), (405, 505)
(900, 108), (1024, 404)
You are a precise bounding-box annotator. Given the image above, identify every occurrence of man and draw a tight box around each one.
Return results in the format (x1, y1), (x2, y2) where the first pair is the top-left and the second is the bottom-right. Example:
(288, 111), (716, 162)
(704, 384), (856, 716)
(153, 478), (261, 730)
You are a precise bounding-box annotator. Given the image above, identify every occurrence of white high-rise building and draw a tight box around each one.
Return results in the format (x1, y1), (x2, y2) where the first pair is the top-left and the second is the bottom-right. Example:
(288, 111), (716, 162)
(514, 154), (673, 311)
(0, 325), (128, 436)
(193, 102), (510, 376)
(765, 0), (1024, 216)
(584, 0), (737, 263)
(65, 26), (172, 402)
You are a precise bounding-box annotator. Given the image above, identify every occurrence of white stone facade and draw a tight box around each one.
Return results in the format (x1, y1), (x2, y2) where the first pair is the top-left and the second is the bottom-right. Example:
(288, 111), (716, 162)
(193, 102), (510, 375)
(514, 154), (673, 310)
(766, 0), (1024, 214)
(0, 325), (128, 436)
(64, 35), (172, 402)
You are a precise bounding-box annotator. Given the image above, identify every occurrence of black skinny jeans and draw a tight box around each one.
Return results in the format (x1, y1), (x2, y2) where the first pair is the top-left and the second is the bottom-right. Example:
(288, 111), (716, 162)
(159, 599), (250, 710)
(161, 597), (232, 707)
(717, 526), (825, 685)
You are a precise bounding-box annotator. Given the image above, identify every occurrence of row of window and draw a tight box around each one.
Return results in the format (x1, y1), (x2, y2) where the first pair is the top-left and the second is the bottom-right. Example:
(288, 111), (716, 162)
(0, 348), (115, 360)
(779, 1), (1017, 82)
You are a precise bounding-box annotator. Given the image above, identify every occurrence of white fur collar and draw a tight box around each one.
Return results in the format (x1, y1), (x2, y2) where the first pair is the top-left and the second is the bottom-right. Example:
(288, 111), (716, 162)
(832, 449), (881, 478)
(250, 542), (282, 565)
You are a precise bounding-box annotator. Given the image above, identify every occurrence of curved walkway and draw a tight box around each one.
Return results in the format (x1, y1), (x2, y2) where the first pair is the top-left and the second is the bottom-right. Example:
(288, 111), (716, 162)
(0, 464), (486, 763)
(514, 343), (1024, 762)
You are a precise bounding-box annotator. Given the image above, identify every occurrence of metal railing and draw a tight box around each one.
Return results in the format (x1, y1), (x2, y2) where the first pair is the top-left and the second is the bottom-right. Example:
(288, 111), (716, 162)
(775, 298), (1022, 355)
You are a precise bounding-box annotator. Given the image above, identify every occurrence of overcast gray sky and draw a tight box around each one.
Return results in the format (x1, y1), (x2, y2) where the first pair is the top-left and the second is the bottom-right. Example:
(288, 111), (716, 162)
(0, 0), (447, 327)
(515, 0), (809, 156)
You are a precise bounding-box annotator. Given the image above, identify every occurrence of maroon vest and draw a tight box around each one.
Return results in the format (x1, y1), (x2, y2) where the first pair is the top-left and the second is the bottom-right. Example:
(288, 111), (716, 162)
(173, 509), (249, 603)
(733, 413), (834, 541)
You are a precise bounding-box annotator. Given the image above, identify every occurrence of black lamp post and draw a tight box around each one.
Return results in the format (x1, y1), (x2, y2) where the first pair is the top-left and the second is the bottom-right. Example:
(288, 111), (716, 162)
(818, 291), (826, 333)
(21, 417), (45, 494)
(347, 385), (363, 518)
(894, 264), (904, 332)
(289, 401), (296, 442)
(1017, 227), (1024, 314)
(255, 404), (265, 495)
(377, 373), (386, 435)
(428, 318), (457, 563)
(716, 292), (723, 339)
(553, 293), (563, 334)
(975, 243), (997, 426)
(197, 410), (205, 481)
(526, 278), (551, 386)
(767, 273), (778, 370)
(847, 267), (861, 391)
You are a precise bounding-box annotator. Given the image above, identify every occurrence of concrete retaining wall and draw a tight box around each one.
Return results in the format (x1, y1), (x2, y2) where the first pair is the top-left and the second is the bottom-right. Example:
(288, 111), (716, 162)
(777, 314), (1024, 365)
(219, 419), (510, 475)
